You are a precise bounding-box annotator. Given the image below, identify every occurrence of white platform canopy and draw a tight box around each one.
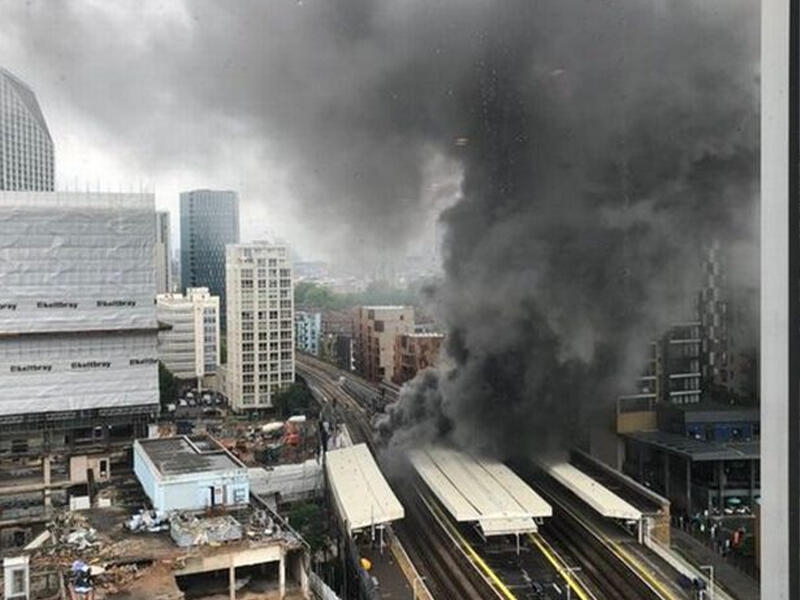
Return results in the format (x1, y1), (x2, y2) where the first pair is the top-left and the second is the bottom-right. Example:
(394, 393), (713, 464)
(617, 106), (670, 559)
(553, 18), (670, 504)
(539, 460), (643, 521)
(409, 445), (552, 537)
(325, 443), (404, 533)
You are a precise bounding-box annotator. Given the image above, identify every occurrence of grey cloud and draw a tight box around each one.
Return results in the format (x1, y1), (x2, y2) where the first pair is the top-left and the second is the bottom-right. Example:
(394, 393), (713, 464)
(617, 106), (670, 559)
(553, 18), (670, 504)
(3, 0), (759, 455)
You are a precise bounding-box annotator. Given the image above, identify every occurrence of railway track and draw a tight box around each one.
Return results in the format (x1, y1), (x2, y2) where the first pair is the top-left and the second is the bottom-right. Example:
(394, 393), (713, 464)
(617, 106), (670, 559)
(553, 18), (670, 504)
(299, 355), (680, 600)
(297, 356), (502, 599)
(515, 463), (670, 600)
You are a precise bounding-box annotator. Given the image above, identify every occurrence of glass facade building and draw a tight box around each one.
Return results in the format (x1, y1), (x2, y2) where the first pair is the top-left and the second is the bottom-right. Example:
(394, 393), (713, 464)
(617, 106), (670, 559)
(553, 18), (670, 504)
(179, 189), (239, 329)
(0, 67), (54, 191)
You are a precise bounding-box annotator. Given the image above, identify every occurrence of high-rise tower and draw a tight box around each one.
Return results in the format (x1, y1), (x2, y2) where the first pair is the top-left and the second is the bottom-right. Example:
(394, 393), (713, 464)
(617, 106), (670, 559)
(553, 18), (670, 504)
(0, 67), (54, 191)
(179, 190), (240, 329)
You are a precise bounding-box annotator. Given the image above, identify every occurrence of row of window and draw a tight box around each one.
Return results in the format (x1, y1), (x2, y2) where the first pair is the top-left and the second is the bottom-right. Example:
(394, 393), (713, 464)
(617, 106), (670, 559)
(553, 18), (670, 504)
(242, 341), (293, 351)
(240, 351), (293, 367)
(241, 331), (291, 341)
(239, 279), (292, 290)
(242, 371), (293, 384)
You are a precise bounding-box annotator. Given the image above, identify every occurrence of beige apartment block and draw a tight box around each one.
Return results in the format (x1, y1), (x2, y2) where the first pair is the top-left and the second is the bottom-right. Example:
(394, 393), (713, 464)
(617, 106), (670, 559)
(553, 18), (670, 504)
(157, 287), (220, 387)
(354, 306), (414, 383)
(226, 243), (295, 410)
(393, 332), (444, 385)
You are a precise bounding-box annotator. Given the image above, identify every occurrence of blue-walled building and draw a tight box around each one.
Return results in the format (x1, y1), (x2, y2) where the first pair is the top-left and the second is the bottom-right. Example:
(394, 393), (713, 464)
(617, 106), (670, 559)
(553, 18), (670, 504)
(180, 190), (239, 330)
(295, 311), (322, 356)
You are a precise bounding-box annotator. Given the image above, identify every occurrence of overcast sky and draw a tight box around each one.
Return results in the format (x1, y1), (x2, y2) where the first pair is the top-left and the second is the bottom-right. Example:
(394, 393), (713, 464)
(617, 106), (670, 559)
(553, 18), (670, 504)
(0, 0), (456, 264)
(1, 0), (756, 276)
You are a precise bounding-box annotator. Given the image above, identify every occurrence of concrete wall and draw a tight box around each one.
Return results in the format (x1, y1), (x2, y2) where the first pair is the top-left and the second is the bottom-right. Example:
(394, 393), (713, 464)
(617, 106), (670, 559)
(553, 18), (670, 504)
(133, 441), (159, 508)
(617, 410), (657, 434)
(69, 454), (111, 483)
(133, 440), (249, 511)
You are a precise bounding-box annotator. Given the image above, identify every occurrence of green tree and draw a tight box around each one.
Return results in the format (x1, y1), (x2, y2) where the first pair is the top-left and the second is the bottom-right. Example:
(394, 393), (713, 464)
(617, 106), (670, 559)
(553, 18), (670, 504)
(273, 381), (316, 417)
(294, 280), (425, 311)
(288, 502), (328, 553)
(158, 361), (178, 406)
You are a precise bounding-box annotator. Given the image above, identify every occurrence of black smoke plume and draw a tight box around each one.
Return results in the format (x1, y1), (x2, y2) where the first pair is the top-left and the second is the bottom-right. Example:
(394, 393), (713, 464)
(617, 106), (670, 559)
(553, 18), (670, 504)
(375, 1), (759, 457)
(4, 1), (758, 454)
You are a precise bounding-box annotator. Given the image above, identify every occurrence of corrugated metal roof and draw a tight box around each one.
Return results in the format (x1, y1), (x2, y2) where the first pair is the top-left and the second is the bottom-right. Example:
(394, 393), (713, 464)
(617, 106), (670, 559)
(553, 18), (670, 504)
(325, 443), (404, 532)
(625, 431), (759, 461)
(539, 460), (642, 521)
(479, 517), (538, 536)
(409, 445), (551, 536)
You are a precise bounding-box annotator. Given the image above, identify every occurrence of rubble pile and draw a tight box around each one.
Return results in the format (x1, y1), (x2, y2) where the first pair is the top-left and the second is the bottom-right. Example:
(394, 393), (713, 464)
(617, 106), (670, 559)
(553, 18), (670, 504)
(126, 508), (170, 533)
(169, 513), (243, 548)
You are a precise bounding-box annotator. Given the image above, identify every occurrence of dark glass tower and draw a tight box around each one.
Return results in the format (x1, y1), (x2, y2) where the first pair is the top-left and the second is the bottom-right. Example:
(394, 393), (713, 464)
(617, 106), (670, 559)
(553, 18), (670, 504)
(180, 190), (240, 330)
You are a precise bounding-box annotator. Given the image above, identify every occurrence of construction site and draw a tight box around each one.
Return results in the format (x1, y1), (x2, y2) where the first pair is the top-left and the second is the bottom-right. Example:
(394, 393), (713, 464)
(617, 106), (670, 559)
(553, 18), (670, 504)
(1, 429), (319, 600)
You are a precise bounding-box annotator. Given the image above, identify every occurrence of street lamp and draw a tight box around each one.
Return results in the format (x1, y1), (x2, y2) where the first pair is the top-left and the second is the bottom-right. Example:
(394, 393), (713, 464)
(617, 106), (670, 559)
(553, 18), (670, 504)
(699, 565), (714, 600)
(413, 575), (427, 600)
(563, 566), (582, 600)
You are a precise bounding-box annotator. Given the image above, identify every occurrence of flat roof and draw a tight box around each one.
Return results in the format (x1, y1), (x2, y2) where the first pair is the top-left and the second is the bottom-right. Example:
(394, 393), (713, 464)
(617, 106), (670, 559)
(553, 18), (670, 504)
(409, 445), (551, 537)
(137, 436), (245, 476)
(361, 305), (409, 310)
(625, 431), (759, 461)
(325, 443), (404, 532)
(538, 460), (642, 521)
(404, 332), (444, 338)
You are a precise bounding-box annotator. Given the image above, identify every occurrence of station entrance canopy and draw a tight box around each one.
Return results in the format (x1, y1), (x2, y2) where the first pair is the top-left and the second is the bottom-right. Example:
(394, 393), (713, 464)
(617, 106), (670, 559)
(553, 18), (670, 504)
(409, 445), (552, 537)
(325, 443), (404, 534)
(539, 460), (642, 521)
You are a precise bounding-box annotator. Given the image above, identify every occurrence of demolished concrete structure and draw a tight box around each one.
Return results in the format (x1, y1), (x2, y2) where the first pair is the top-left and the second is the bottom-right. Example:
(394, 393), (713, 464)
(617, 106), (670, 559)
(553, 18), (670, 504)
(6, 501), (310, 599)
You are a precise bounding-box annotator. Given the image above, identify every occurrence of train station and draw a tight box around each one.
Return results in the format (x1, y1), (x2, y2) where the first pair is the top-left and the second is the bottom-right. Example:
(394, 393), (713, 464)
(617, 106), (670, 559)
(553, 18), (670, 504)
(324, 443), (413, 599)
(409, 445), (552, 539)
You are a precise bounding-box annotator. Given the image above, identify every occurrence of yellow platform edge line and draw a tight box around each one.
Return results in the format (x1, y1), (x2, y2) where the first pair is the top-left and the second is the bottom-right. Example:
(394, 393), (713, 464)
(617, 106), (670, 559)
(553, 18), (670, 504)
(527, 533), (592, 600)
(559, 498), (677, 600)
(609, 540), (679, 600)
(421, 492), (518, 600)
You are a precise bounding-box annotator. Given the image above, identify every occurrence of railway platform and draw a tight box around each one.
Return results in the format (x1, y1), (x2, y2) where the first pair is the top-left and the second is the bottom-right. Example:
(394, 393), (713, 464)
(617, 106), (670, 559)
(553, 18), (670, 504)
(670, 527), (758, 600)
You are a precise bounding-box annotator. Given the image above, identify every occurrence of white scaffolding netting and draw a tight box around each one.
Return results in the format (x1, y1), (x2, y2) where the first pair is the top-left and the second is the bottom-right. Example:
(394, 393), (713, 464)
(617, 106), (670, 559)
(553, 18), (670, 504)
(0, 192), (157, 333)
(0, 192), (159, 415)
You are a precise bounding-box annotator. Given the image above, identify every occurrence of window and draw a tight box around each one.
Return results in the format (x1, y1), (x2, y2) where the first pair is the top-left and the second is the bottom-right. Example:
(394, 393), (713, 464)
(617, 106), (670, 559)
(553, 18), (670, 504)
(374, 320), (384, 332)
(11, 568), (25, 595)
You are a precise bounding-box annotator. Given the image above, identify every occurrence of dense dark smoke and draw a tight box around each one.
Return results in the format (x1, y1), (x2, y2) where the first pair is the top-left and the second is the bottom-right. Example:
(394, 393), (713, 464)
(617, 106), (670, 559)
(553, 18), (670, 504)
(4, 1), (759, 454)
(373, 1), (759, 456)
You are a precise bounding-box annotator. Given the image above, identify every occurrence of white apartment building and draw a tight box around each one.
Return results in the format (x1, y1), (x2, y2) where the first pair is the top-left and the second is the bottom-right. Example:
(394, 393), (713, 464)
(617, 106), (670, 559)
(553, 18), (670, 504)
(225, 243), (294, 411)
(156, 287), (219, 387)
